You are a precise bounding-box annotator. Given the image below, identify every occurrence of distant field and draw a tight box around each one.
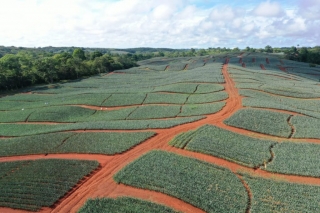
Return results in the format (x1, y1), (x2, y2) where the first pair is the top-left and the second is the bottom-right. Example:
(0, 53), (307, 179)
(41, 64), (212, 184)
(1, 52), (320, 212)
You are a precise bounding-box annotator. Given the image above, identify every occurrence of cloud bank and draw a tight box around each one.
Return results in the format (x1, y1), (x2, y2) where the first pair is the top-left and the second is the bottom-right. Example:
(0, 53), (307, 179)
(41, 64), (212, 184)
(0, 0), (319, 48)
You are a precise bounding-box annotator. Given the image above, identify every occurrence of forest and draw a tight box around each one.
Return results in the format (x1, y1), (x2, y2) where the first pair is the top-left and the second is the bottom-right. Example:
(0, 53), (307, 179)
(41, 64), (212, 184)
(0, 45), (319, 91)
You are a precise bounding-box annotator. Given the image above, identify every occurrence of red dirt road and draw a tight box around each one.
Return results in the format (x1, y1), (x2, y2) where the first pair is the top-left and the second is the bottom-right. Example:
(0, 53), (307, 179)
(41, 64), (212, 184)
(3, 62), (320, 213)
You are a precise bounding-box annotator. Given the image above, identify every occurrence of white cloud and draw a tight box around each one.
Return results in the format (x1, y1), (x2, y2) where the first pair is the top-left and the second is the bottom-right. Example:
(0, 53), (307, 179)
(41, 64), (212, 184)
(253, 1), (284, 17)
(0, 0), (319, 48)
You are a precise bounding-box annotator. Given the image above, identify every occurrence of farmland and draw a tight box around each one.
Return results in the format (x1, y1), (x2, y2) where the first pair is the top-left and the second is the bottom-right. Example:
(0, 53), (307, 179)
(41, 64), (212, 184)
(1, 52), (320, 213)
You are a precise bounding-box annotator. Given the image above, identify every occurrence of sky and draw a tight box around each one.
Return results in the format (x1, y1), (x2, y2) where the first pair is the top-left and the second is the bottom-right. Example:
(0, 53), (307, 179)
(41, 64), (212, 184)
(0, 0), (319, 49)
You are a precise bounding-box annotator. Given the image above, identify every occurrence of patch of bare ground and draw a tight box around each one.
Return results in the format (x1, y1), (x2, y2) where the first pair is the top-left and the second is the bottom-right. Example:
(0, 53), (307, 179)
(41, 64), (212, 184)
(260, 64), (266, 70)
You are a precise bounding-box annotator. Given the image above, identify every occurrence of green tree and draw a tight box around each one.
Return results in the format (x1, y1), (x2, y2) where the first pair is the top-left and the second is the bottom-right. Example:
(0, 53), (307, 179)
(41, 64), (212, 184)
(72, 48), (86, 61)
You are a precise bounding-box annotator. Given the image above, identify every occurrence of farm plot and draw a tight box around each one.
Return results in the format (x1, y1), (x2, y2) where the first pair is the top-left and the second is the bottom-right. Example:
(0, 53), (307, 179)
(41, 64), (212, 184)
(0, 108), (35, 122)
(56, 132), (155, 155)
(78, 197), (179, 213)
(0, 132), (155, 156)
(153, 83), (198, 94)
(0, 116), (204, 136)
(195, 84), (224, 93)
(82, 107), (138, 122)
(224, 108), (292, 138)
(169, 125), (275, 168)
(127, 105), (181, 119)
(144, 93), (188, 104)
(28, 106), (95, 122)
(241, 173), (320, 213)
(291, 115), (320, 139)
(0, 159), (99, 211)
(186, 91), (228, 104)
(241, 89), (320, 118)
(102, 94), (147, 107)
(114, 150), (248, 213)
(266, 142), (320, 177)
(179, 102), (225, 117)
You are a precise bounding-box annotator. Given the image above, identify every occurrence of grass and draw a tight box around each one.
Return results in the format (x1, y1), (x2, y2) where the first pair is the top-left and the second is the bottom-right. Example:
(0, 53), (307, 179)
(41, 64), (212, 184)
(0, 159), (99, 211)
(169, 125), (275, 168)
(78, 197), (179, 213)
(224, 108), (292, 138)
(114, 150), (248, 213)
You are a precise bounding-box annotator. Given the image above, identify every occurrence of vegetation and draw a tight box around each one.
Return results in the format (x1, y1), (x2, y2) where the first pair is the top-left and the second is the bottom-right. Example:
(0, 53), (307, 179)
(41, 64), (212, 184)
(0, 116), (204, 136)
(114, 150), (248, 213)
(0, 159), (99, 211)
(179, 102), (225, 117)
(0, 48), (141, 90)
(266, 141), (320, 177)
(291, 115), (320, 139)
(78, 197), (179, 213)
(186, 91), (228, 104)
(0, 132), (155, 156)
(224, 108), (292, 138)
(169, 125), (275, 167)
(241, 173), (320, 212)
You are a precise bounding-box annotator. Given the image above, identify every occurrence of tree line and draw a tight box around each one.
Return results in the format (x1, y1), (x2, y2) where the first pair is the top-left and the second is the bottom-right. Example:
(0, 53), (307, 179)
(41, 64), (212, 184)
(0, 48), (154, 90)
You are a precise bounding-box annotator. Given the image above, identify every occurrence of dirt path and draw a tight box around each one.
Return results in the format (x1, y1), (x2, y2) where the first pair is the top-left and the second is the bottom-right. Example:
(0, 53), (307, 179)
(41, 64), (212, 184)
(3, 62), (320, 213)
(260, 64), (266, 70)
(49, 63), (242, 213)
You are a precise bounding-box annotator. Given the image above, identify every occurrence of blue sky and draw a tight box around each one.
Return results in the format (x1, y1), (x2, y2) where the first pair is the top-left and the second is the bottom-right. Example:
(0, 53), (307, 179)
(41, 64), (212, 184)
(0, 0), (319, 48)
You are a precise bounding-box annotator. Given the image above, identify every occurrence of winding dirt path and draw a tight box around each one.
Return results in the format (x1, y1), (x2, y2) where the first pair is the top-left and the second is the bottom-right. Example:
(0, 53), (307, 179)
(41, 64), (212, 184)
(3, 61), (320, 213)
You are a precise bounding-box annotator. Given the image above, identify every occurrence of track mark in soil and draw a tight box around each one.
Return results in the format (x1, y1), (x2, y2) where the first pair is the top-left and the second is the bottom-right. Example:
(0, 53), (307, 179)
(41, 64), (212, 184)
(53, 133), (78, 150)
(266, 58), (270, 64)
(287, 115), (296, 139)
(236, 174), (252, 213)
(24, 111), (35, 122)
(100, 94), (113, 106)
(183, 64), (189, 70)
(164, 65), (169, 71)
(141, 94), (148, 105)
(260, 64), (266, 70)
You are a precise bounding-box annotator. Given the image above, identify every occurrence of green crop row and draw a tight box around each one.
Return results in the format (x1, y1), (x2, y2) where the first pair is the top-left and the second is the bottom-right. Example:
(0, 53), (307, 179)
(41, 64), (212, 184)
(224, 108), (292, 138)
(114, 150), (248, 213)
(179, 102), (225, 117)
(186, 91), (228, 104)
(266, 141), (320, 177)
(0, 116), (204, 136)
(169, 125), (275, 168)
(0, 132), (155, 157)
(241, 173), (320, 212)
(0, 159), (99, 211)
(128, 105), (181, 119)
(78, 197), (179, 213)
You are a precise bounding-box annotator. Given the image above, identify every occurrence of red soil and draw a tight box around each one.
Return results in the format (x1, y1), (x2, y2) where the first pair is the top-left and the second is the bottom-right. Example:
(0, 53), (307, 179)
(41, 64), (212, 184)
(239, 58), (243, 64)
(266, 58), (270, 64)
(260, 64), (266, 70)
(183, 64), (189, 70)
(3, 62), (320, 213)
(242, 63), (246, 68)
